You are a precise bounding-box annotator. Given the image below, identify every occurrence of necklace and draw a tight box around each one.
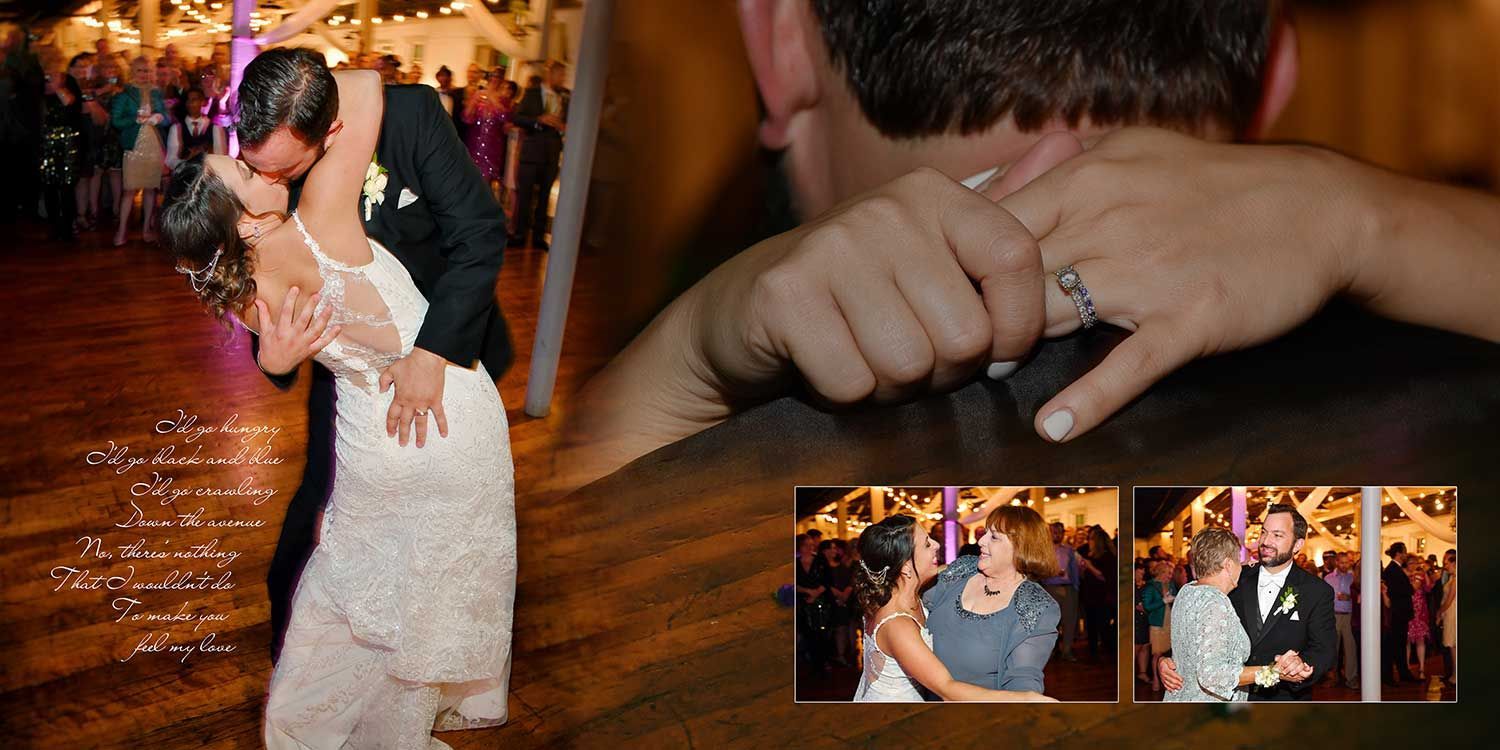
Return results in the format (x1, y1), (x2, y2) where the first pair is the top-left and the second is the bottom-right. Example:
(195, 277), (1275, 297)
(982, 572), (1023, 597)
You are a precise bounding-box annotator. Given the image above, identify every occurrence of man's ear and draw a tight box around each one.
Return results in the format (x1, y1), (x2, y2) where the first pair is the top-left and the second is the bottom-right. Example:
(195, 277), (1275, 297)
(1292, 537), (1306, 557)
(738, 0), (820, 150)
(1246, 15), (1298, 140)
(322, 119), (345, 151)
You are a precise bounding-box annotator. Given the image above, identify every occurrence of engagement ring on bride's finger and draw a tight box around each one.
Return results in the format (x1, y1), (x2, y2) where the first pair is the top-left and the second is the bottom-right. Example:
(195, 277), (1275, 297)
(413, 408), (428, 417)
(1054, 265), (1098, 329)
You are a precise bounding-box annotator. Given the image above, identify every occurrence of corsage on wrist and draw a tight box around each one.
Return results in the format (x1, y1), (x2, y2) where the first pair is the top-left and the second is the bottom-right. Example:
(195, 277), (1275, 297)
(1254, 663), (1282, 688)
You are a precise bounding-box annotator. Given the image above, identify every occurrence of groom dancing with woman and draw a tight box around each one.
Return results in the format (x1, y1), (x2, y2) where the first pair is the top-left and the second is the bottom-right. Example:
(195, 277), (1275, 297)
(1160, 504), (1337, 700)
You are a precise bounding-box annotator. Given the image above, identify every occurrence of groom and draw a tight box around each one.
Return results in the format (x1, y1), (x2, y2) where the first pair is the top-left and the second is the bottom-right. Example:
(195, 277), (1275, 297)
(234, 48), (513, 660)
(1161, 504), (1337, 700)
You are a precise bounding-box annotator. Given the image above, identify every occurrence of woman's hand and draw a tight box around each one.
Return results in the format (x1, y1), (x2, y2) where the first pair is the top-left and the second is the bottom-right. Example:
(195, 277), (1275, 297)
(989, 128), (1363, 442)
(992, 126), (1500, 443)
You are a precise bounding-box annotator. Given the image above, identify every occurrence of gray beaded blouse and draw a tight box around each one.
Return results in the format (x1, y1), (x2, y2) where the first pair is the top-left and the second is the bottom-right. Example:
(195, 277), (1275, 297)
(921, 555), (1060, 693)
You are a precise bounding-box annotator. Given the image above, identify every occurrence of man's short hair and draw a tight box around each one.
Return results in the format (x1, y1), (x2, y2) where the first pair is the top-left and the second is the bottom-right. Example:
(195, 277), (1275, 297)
(1264, 503), (1308, 539)
(235, 47), (339, 148)
(810, 0), (1279, 138)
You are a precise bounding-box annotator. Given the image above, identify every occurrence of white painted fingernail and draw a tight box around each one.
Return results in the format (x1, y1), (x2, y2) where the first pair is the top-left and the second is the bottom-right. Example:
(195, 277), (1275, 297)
(1042, 409), (1074, 442)
(986, 361), (1019, 380)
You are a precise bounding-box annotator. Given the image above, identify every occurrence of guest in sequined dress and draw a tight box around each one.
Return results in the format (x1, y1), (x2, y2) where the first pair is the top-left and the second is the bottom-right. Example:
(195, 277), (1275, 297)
(1406, 557), (1433, 679)
(40, 65), (83, 240)
(463, 72), (516, 201)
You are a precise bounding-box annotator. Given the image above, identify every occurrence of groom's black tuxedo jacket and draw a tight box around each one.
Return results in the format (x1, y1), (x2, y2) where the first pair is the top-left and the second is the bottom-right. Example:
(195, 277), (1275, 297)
(253, 83), (513, 385)
(1230, 563), (1337, 701)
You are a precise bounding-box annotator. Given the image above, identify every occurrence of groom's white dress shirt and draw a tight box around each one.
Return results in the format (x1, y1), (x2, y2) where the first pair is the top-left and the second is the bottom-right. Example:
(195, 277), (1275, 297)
(1257, 563), (1292, 621)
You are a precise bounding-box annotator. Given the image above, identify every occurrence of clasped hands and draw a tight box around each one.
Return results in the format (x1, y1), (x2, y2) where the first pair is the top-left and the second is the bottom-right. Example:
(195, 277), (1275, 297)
(629, 127), (1369, 446)
(254, 286), (450, 448)
(1158, 649), (1313, 693)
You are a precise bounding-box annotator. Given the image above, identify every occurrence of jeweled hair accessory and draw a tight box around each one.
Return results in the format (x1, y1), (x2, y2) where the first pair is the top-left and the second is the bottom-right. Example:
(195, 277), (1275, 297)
(176, 246), (223, 294)
(858, 560), (890, 585)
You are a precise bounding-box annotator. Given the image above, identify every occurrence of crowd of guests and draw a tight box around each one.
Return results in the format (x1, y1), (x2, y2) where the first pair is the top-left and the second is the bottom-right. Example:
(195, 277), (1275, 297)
(795, 521), (1118, 674)
(1135, 539), (1457, 692)
(3, 33), (233, 244)
(335, 51), (570, 250)
(3, 25), (570, 252)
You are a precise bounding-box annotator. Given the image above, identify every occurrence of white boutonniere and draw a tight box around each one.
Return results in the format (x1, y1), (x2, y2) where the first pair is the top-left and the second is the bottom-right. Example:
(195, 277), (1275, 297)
(362, 156), (389, 220)
(1271, 586), (1298, 617)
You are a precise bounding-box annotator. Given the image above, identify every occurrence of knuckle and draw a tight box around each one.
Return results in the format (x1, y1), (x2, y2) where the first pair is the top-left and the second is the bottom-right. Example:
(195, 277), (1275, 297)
(934, 317), (991, 363)
(881, 346), (935, 388)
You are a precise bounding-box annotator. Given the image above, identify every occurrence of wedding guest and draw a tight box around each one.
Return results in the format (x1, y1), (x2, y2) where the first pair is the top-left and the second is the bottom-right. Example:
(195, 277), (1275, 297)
(435, 65), (462, 120)
(164, 88), (225, 172)
(1438, 551), (1457, 686)
(957, 542), (981, 558)
(821, 539), (856, 667)
(463, 71), (516, 201)
(1406, 556), (1433, 679)
(1381, 542), (1416, 685)
(68, 52), (108, 232)
(1134, 564), (1151, 685)
(1141, 559), (1175, 692)
(376, 54), (402, 85)
(1165, 528), (1308, 702)
(1324, 551), (1358, 688)
(796, 533), (833, 670)
(40, 64), (83, 240)
(1040, 521), (1080, 662)
(90, 56), (125, 224)
(922, 505), (1060, 694)
(109, 55), (165, 246)
(1078, 525), (1116, 659)
(1439, 548), (1456, 679)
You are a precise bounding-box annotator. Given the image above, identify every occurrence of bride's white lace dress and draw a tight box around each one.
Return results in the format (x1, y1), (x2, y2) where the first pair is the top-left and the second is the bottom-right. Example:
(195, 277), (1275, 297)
(853, 610), (930, 702)
(263, 213), (516, 749)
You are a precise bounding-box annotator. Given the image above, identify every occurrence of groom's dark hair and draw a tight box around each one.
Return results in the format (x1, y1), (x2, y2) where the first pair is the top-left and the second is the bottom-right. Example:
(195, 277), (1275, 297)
(236, 47), (339, 148)
(1264, 503), (1307, 540)
(810, 0), (1281, 139)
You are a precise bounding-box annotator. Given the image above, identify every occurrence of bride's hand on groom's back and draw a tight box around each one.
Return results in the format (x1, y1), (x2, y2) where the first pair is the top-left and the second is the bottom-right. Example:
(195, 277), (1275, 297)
(253, 287), (343, 377)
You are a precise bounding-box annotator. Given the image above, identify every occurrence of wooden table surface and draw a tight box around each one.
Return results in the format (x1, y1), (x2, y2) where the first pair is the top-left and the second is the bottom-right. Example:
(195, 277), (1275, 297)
(491, 303), (1496, 747)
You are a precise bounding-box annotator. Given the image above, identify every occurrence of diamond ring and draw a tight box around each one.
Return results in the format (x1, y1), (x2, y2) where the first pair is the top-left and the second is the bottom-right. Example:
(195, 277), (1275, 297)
(413, 408), (428, 417)
(1054, 265), (1098, 329)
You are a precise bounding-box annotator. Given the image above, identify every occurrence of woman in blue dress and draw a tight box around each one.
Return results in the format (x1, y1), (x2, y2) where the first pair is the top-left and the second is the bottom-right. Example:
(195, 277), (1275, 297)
(923, 504), (1061, 695)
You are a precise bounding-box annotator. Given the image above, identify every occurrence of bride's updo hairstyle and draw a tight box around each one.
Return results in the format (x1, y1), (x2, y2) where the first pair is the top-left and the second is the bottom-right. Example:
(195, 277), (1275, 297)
(160, 153), (257, 323)
(854, 514), (918, 618)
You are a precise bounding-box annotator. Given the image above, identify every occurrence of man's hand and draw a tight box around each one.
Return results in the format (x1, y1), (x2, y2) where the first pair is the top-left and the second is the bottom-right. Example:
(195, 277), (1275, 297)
(1274, 650), (1315, 682)
(379, 347), (449, 448)
(1157, 656), (1184, 692)
(254, 287), (342, 376)
(694, 167), (1044, 408)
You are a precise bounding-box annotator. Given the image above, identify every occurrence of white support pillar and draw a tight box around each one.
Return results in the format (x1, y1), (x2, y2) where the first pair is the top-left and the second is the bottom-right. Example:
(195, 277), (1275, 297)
(522, 0), (614, 416)
(870, 487), (885, 523)
(1360, 486), (1382, 702)
(836, 496), (848, 541)
(356, 0), (376, 54)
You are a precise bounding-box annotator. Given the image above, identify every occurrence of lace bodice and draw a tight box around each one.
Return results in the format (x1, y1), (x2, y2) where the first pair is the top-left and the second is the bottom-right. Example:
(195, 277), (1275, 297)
(854, 610), (931, 702)
(292, 211), (428, 391)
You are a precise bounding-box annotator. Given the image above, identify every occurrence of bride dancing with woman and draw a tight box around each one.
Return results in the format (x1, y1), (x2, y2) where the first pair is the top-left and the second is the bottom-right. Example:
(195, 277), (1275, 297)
(850, 513), (1055, 702)
(160, 50), (515, 748)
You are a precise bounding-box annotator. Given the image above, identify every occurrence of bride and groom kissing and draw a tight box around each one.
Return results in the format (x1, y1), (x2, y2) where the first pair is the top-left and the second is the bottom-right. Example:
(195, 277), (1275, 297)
(849, 507), (1060, 702)
(1158, 504), (1336, 701)
(160, 48), (516, 747)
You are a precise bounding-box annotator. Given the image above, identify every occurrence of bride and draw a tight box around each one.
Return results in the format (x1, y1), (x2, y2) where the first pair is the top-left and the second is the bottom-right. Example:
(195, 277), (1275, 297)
(159, 69), (515, 748)
(851, 515), (1052, 702)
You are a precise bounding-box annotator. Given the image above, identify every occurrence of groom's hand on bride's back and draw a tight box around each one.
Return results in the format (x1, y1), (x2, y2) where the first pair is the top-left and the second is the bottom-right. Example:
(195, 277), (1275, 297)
(379, 347), (449, 449)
